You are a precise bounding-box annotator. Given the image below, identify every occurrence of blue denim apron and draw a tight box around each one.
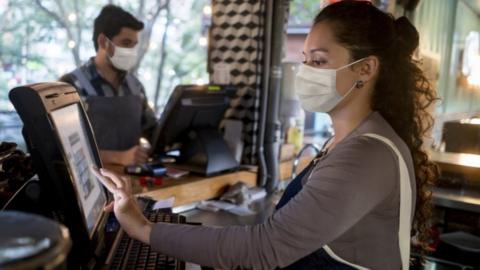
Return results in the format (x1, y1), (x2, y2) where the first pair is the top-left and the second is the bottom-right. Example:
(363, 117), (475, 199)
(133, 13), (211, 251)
(275, 134), (413, 270)
(275, 154), (356, 270)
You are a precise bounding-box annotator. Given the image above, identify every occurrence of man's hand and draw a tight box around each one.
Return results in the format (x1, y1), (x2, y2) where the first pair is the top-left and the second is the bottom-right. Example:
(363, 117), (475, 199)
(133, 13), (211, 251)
(131, 145), (149, 164)
(91, 166), (152, 244)
(99, 145), (149, 166)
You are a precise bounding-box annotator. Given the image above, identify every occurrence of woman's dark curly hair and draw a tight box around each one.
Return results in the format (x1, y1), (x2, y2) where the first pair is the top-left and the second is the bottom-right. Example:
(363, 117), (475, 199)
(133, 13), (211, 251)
(314, 0), (439, 256)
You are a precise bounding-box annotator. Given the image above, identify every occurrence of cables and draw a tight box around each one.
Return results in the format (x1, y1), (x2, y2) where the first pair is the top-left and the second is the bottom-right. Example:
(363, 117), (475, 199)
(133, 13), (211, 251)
(1, 177), (37, 211)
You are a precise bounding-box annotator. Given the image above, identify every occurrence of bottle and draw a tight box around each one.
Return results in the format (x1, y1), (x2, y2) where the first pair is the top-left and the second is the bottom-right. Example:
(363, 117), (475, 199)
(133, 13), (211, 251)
(286, 108), (305, 154)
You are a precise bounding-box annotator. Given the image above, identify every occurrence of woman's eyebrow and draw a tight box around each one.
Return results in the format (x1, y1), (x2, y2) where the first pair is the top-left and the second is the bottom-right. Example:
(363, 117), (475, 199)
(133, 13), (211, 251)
(310, 48), (329, 53)
(302, 48), (330, 55)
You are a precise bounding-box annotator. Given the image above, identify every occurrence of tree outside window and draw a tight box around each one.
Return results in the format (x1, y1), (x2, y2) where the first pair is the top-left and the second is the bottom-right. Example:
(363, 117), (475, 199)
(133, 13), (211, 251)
(0, 0), (209, 149)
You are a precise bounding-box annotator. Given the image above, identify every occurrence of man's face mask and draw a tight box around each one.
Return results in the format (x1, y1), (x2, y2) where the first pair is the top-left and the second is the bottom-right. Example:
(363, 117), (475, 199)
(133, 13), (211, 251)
(295, 58), (366, 112)
(106, 38), (138, 71)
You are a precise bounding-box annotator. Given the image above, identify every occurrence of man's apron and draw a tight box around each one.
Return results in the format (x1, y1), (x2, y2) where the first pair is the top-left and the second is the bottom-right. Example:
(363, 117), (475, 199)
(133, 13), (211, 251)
(72, 68), (143, 151)
(276, 134), (413, 270)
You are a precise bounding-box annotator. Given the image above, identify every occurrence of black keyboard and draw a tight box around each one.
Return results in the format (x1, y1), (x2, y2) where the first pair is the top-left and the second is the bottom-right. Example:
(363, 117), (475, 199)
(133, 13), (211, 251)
(108, 198), (186, 270)
(137, 196), (158, 212)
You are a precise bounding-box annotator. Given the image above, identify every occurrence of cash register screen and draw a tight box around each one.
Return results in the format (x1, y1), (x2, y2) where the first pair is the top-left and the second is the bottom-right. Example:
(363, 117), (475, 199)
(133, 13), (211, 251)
(50, 103), (106, 236)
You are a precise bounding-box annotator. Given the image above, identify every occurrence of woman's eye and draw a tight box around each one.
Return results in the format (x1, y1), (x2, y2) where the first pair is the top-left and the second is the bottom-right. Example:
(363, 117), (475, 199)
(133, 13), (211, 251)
(313, 59), (327, 66)
(301, 58), (327, 66)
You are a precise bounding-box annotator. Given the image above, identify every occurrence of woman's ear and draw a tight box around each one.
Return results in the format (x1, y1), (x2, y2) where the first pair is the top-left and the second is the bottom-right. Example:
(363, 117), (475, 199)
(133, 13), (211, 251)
(357, 56), (380, 83)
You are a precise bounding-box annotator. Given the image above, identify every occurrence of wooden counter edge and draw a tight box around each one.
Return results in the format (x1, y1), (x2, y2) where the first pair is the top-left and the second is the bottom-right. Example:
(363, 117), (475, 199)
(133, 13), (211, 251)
(133, 156), (314, 207)
(138, 170), (257, 207)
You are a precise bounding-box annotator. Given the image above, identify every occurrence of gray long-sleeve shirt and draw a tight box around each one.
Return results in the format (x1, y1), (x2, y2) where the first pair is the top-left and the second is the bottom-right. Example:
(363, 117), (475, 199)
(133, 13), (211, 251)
(150, 111), (416, 269)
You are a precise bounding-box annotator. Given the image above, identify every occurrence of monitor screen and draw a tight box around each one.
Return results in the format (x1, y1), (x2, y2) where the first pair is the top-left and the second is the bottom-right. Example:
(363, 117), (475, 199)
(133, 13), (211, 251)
(50, 103), (106, 236)
(151, 84), (237, 154)
(150, 84), (239, 175)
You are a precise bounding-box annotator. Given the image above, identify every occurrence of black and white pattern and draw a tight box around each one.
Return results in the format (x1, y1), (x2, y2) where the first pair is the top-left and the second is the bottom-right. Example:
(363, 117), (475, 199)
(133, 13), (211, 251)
(209, 0), (266, 165)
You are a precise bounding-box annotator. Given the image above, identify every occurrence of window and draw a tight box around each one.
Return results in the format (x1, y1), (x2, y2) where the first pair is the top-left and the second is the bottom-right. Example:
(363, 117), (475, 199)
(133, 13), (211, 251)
(284, 0), (332, 140)
(0, 0), (210, 149)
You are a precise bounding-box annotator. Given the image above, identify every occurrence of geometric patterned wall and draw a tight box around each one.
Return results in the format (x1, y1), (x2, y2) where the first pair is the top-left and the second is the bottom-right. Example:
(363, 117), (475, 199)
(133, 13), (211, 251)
(209, 0), (267, 165)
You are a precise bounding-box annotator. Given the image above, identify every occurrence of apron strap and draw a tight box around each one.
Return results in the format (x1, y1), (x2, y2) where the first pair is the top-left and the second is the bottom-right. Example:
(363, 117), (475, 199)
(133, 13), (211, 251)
(322, 246), (369, 270)
(323, 133), (412, 270)
(71, 68), (98, 96)
(362, 133), (412, 270)
(72, 69), (142, 97)
(125, 74), (142, 96)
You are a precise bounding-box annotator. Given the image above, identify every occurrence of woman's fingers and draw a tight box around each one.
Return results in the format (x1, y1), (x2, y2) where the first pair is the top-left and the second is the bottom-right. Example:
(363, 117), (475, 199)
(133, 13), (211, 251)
(100, 168), (124, 189)
(91, 166), (117, 193)
(104, 201), (115, 212)
(114, 188), (129, 199)
(121, 176), (133, 195)
(112, 188), (135, 213)
(91, 166), (134, 215)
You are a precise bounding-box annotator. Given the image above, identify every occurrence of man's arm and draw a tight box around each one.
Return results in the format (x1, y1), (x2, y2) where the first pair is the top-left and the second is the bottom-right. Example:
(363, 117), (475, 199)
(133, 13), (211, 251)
(99, 145), (148, 166)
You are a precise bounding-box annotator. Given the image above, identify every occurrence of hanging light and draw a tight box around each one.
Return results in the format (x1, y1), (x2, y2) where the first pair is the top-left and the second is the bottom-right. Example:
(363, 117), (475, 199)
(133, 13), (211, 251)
(2, 32), (13, 43)
(150, 42), (158, 50)
(68, 13), (77, 22)
(144, 71), (152, 81)
(198, 36), (207, 47)
(203, 5), (212, 16)
(68, 40), (76, 48)
(467, 75), (480, 88)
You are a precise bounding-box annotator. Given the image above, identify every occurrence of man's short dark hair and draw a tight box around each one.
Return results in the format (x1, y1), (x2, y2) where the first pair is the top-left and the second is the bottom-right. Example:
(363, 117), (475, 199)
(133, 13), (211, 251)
(93, 4), (144, 51)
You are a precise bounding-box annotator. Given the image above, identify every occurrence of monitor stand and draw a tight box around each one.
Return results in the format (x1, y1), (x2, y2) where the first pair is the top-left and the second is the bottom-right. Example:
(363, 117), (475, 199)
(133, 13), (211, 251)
(174, 128), (239, 176)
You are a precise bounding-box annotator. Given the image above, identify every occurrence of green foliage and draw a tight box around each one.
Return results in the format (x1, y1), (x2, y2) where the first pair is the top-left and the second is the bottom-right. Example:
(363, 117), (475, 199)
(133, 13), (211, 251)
(137, 0), (208, 109)
(0, 0), (209, 147)
(289, 0), (322, 26)
(0, 0), (209, 112)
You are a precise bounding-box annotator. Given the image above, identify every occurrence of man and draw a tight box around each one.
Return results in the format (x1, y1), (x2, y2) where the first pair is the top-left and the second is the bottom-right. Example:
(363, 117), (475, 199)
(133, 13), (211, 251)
(61, 5), (156, 166)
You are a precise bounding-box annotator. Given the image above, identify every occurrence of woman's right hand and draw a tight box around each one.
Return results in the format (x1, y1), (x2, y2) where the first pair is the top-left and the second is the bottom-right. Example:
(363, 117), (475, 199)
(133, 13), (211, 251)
(91, 166), (153, 244)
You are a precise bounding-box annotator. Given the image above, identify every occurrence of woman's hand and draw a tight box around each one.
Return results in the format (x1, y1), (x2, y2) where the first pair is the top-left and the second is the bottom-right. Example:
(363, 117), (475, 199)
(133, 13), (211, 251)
(91, 166), (153, 244)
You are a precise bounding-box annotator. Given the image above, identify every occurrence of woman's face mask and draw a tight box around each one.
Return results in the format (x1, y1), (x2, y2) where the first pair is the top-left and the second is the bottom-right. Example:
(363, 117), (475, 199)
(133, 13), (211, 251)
(106, 38), (138, 71)
(295, 58), (366, 113)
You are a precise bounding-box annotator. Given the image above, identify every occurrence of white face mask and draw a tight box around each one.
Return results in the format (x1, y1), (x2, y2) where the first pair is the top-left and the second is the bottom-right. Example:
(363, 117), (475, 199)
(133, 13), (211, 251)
(106, 38), (138, 71)
(294, 58), (366, 112)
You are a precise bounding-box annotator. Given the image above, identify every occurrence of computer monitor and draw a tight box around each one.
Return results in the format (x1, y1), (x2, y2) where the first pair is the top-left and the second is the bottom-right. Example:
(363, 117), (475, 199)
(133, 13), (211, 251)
(49, 102), (106, 234)
(9, 82), (108, 268)
(151, 84), (239, 175)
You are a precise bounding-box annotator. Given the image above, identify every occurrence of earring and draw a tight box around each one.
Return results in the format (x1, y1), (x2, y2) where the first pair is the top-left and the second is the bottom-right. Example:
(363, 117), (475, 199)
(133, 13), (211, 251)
(355, 80), (364, 89)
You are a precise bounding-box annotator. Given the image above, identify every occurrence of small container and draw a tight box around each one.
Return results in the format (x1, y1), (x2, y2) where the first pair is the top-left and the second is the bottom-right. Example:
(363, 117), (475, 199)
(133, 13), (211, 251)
(0, 211), (71, 270)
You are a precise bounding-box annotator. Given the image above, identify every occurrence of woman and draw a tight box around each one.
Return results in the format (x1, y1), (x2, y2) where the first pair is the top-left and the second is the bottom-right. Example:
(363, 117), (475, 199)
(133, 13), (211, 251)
(93, 1), (438, 269)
